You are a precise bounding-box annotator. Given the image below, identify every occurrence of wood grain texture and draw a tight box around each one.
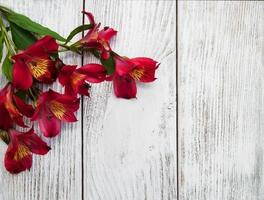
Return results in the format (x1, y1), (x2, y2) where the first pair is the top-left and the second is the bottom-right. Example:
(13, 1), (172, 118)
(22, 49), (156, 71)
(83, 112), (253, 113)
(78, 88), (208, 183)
(178, 1), (264, 200)
(82, 0), (176, 199)
(0, 1), (83, 199)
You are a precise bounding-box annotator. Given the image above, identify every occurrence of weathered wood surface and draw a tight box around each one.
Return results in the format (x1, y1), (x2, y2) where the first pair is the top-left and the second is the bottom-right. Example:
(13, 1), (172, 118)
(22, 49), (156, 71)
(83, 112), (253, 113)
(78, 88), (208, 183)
(1, 0), (264, 200)
(0, 1), (83, 200)
(83, 0), (176, 200)
(178, 1), (264, 200)
(0, 0), (176, 200)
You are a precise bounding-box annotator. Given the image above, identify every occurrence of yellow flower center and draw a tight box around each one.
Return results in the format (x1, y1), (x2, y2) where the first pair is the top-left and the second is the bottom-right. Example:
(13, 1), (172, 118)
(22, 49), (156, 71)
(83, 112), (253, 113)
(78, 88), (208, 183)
(71, 72), (86, 86)
(14, 145), (30, 161)
(49, 101), (66, 120)
(28, 58), (50, 79)
(130, 68), (144, 81)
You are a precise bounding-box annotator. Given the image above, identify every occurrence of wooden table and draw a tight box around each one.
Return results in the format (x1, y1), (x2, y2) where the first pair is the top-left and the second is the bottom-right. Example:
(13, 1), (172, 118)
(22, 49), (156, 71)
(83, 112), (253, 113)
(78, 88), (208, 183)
(0, 1), (263, 200)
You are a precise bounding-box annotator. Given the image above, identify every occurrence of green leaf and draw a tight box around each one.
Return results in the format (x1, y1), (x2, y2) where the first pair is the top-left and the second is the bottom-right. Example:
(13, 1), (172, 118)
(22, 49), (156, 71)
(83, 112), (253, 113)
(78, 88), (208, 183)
(6, 11), (66, 41)
(65, 24), (93, 44)
(2, 54), (13, 81)
(10, 22), (37, 50)
(0, 6), (14, 15)
(0, 31), (4, 62)
(100, 54), (115, 75)
(15, 90), (27, 101)
(92, 49), (100, 59)
(50, 52), (59, 60)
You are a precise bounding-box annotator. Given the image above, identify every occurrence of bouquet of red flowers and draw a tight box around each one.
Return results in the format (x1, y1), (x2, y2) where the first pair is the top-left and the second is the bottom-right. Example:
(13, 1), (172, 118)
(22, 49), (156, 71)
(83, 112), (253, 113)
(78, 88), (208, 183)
(0, 6), (159, 174)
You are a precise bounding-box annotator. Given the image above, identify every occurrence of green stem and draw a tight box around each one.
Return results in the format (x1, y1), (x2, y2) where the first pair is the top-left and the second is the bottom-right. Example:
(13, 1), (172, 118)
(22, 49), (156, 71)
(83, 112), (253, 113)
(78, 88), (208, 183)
(58, 43), (71, 49)
(0, 16), (16, 55)
(58, 43), (72, 52)
(28, 88), (37, 103)
(58, 45), (71, 53)
(0, 5), (13, 15)
(58, 43), (82, 54)
(58, 48), (69, 53)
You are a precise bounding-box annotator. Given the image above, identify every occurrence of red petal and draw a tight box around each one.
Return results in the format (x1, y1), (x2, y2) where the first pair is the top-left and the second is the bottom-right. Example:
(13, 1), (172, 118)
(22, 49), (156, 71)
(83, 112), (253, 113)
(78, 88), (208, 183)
(64, 78), (85, 97)
(114, 56), (134, 76)
(78, 83), (90, 96)
(36, 90), (54, 105)
(82, 41), (102, 49)
(4, 136), (32, 174)
(101, 50), (110, 60)
(36, 89), (61, 104)
(13, 95), (34, 117)
(55, 95), (80, 112)
(80, 24), (100, 46)
(12, 116), (27, 128)
(99, 27), (117, 41)
(39, 114), (61, 138)
(113, 74), (137, 99)
(129, 66), (156, 82)
(48, 92), (79, 122)
(105, 74), (114, 81)
(31, 103), (42, 121)
(83, 11), (95, 25)
(69, 71), (87, 94)
(0, 104), (13, 130)
(129, 57), (159, 82)
(16, 128), (50, 155)
(49, 100), (78, 122)
(31, 90), (56, 121)
(26, 36), (58, 57)
(130, 57), (158, 68)
(12, 60), (33, 90)
(58, 65), (77, 86)
(77, 64), (106, 83)
(64, 83), (75, 96)
(3, 85), (27, 127)
(33, 90), (79, 124)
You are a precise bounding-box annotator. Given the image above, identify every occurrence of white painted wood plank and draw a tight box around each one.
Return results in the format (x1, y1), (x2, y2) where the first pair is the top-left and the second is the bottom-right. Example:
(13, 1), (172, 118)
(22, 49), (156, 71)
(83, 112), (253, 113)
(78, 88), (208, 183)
(179, 1), (264, 200)
(83, 0), (176, 199)
(0, 1), (83, 199)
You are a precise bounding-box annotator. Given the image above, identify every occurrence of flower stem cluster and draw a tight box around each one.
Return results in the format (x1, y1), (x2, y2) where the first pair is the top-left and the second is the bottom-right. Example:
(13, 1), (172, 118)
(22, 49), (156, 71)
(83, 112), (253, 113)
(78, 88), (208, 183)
(0, 7), (159, 174)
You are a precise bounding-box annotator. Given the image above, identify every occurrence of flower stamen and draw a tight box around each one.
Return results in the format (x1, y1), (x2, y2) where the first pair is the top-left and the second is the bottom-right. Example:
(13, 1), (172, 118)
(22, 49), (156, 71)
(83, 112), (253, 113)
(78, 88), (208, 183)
(28, 58), (50, 79)
(49, 101), (66, 120)
(14, 145), (30, 161)
(130, 68), (144, 81)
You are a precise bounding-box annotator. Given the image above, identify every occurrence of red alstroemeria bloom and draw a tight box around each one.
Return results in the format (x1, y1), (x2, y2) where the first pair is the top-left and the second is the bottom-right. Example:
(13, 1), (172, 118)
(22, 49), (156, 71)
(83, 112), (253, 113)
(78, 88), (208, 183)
(58, 64), (107, 96)
(112, 56), (159, 99)
(4, 128), (50, 174)
(12, 36), (59, 90)
(0, 84), (34, 129)
(77, 11), (117, 59)
(31, 89), (80, 137)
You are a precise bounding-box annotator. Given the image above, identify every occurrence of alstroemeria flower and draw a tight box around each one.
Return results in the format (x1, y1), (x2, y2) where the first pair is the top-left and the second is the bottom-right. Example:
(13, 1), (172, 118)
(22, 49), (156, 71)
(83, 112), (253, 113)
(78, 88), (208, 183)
(31, 89), (80, 137)
(0, 84), (34, 129)
(4, 128), (50, 174)
(12, 36), (59, 90)
(76, 11), (117, 59)
(58, 64), (106, 96)
(111, 56), (159, 99)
